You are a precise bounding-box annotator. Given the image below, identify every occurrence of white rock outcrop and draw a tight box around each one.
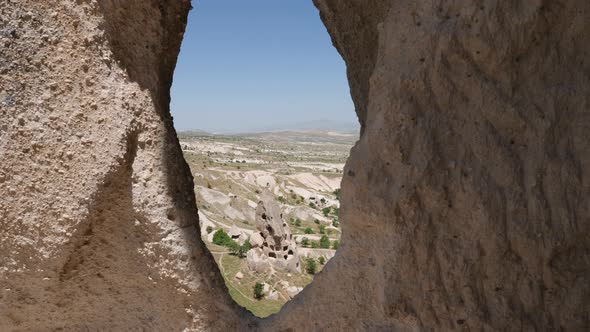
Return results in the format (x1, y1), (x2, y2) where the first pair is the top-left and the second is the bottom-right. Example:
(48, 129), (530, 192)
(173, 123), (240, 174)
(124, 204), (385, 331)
(246, 190), (300, 274)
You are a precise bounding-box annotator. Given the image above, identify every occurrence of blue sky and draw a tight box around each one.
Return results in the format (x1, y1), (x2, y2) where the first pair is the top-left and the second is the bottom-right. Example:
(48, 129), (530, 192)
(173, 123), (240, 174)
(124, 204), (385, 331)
(170, 0), (356, 133)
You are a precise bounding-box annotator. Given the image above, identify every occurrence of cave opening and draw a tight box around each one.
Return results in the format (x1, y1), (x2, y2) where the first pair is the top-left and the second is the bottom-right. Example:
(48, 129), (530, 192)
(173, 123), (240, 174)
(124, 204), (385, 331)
(170, 0), (357, 318)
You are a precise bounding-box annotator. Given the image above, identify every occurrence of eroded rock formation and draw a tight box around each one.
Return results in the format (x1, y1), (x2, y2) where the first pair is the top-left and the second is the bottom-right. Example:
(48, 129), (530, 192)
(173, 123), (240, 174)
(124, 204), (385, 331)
(0, 0), (249, 330)
(1, 0), (589, 331)
(247, 190), (299, 274)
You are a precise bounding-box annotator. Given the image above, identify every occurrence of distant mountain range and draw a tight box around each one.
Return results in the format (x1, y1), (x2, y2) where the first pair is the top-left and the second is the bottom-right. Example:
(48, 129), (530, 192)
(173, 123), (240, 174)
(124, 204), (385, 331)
(245, 119), (360, 134)
(178, 119), (360, 135)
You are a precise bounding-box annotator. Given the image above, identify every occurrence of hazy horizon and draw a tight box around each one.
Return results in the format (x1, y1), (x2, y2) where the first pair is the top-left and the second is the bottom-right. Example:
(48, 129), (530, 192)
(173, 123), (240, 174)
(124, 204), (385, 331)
(177, 118), (360, 135)
(170, 0), (356, 133)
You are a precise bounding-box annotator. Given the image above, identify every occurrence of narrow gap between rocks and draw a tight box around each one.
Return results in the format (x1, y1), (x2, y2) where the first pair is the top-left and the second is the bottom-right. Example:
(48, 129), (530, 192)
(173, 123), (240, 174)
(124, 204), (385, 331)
(169, 0), (357, 318)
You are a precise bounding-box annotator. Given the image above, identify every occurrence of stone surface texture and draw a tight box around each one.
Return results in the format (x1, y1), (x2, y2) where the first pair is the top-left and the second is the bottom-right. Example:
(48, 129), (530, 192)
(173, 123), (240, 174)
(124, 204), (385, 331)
(0, 0), (250, 330)
(248, 189), (299, 273)
(1, 0), (589, 331)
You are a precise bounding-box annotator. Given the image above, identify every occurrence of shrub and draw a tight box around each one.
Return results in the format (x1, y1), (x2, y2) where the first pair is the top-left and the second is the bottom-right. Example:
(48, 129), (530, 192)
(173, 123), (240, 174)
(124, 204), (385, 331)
(314, 219), (320, 224)
(277, 196), (286, 203)
(322, 207), (331, 217)
(318, 225), (326, 234)
(305, 258), (317, 275)
(254, 282), (264, 299)
(206, 226), (214, 234)
(301, 237), (310, 247)
(207, 182), (213, 189)
(320, 198), (326, 204)
(232, 242), (250, 258)
(304, 227), (314, 234)
(318, 256), (326, 265)
(332, 240), (340, 250)
(295, 218), (302, 227)
(309, 202), (316, 209)
(333, 188), (341, 200)
(227, 240), (240, 254)
(311, 241), (320, 249)
(319, 235), (330, 249)
(212, 229), (232, 246)
(332, 220), (339, 228)
(243, 239), (252, 252)
(291, 193), (297, 200)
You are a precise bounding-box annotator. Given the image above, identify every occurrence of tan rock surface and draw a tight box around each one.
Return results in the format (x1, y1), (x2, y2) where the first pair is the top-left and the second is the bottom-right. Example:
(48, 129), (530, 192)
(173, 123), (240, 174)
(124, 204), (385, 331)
(0, 1), (250, 330)
(265, 0), (590, 330)
(1, 0), (589, 331)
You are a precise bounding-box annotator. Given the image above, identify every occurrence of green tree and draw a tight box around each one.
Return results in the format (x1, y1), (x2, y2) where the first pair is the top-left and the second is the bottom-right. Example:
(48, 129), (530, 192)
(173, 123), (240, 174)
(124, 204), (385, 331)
(311, 241), (320, 249)
(319, 235), (330, 249)
(318, 256), (326, 265)
(228, 240), (251, 258)
(305, 258), (317, 275)
(227, 240), (240, 255)
(304, 227), (314, 234)
(212, 229), (232, 246)
(320, 198), (327, 204)
(254, 282), (264, 299)
(322, 207), (331, 217)
(295, 218), (302, 227)
(318, 225), (326, 234)
(332, 240), (340, 250)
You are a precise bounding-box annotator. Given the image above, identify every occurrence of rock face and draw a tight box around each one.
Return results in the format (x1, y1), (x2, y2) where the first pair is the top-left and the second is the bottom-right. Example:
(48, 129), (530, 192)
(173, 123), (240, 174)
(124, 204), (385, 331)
(0, 1), (249, 330)
(1, 0), (589, 331)
(247, 190), (300, 273)
(264, 1), (590, 331)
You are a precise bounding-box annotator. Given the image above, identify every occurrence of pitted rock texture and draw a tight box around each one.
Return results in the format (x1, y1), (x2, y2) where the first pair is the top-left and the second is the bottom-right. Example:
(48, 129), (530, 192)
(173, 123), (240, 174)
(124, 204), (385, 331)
(264, 0), (589, 330)
(0, 0), (250, 330)
(1, 0), (589, 331)
(247, 190), (300, 274)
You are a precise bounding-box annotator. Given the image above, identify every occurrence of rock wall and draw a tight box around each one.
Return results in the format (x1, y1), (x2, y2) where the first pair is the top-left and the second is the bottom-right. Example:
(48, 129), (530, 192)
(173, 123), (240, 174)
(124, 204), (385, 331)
(1, 0), (589, 331)
(265, 0), (590, 330)
(0, 0), (250, 330)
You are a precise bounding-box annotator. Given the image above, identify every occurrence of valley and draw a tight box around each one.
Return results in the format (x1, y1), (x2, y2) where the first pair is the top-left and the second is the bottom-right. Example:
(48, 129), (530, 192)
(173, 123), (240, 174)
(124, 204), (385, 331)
(180, 129), (356, 317)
